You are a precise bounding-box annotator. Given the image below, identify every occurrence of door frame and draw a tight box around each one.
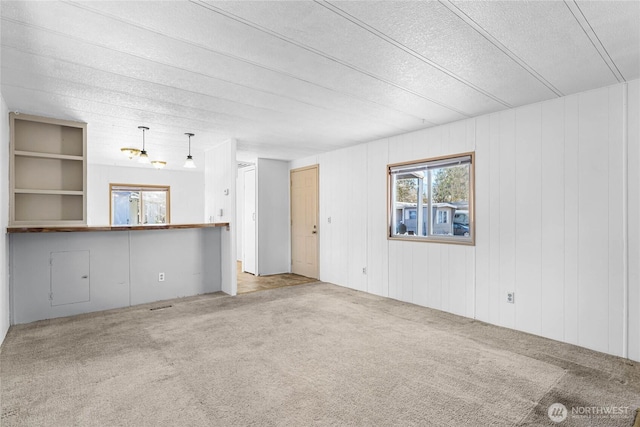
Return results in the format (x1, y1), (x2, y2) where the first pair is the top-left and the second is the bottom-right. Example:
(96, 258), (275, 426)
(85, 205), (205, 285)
(290, 164), (319, 278)
(242, 166), (257, 275)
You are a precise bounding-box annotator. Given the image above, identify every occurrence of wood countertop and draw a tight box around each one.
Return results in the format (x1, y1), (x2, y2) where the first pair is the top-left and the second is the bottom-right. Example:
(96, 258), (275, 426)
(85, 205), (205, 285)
(7, 223), (230, 233)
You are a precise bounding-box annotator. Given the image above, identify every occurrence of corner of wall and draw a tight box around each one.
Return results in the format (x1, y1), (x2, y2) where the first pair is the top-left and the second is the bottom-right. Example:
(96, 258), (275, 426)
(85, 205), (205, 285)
(0, 94), (11, 346)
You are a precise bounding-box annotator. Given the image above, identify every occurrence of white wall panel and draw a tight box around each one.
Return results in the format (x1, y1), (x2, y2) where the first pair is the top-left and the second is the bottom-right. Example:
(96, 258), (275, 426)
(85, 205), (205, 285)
(488, 113), (502, 326)
(346, 145), (368, 292)
(256, 159), (290, 275)
(289, 155), (319, 171)
(474, 115), (491, 322)
(564, 94), (580, 345)
(87, 164), (205, 226)
(540, 98), (565, 342)
(412, 243), (429, 307)
(465, 245), (475, 317)
(398, 242), (413, 303)
(607, 86), (624, 356)
(628, 80), (640, 361)
(577, 89), (610, 354)
(302, 80), (638, 362)
(0, 96), (10, 344)
(366, 139), (389, 297)
(388, 240), (402, 301)
(129, 228), (221, 305)
(426, 244), (443, 310)
(205, 139), (237, 296)
(11, 228), (221, 324)
(448, 245), (468, 317)
(514, 104), (542, 336)
(236, 167), (245, 261)
(498, 109), (517, 330)
(439, 245), (450, 313)
(319, 149), (348, 286)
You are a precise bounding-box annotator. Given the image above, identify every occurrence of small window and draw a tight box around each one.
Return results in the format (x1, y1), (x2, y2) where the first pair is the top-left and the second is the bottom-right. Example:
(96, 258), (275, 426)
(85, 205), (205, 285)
(389, 153), (474, 244)
(437, 210), (448, 224)
(110, 184), (170, 225)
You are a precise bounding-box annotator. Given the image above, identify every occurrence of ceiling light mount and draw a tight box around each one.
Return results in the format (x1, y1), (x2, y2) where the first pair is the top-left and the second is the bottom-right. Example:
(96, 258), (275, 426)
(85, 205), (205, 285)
(138, 126), (150, 164)
(183, 132), (196, 168)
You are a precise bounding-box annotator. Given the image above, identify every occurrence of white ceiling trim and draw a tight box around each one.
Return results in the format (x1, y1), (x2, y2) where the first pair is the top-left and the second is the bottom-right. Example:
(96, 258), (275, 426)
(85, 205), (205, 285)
(440, 0), (564, 97)
(564, 0), (625, 82)
(317, 0), (513, 109)
(64, 0), (432, 128)
(193, 0), (471, 118)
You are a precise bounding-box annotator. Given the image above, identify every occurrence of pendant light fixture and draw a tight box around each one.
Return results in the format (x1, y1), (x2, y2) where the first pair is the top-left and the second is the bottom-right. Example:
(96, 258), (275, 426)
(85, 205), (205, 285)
(183, 133), (196, 168)
(151, 160), (166, 169)
(120, 147), (140, 159)
(138, 126), (150, 164)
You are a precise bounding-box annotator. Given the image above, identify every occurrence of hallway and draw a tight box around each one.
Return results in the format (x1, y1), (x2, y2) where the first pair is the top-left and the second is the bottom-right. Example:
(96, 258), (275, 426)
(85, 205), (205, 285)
(236, 262), (317, 294)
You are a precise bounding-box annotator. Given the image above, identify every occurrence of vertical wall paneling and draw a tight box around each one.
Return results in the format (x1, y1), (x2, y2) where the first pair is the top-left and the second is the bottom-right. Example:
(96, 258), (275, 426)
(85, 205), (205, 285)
(399, 242), (413, 303)
(289, 79), (639, 362)
(388, 240), (401, 301)
(439, 243), (450, 313)
(540, 99), (566, 342)
(236, 167), (245, 261)
(448, 245), (467, 316)
(256, 159), (290, 275)
(475, 115), (491, 322)
(627, 80), (640, 361)
(87, 165), (205, 226)
(0, 97), (9, 344)
(426, 244), (442, 311)
(317, 153), (331, 283)
(577, 89), (610, 354)
(499, 109), (517, 329)
(607, 86), (624, 356)
(488, 113), (502, 325)
(412, 242), (429, 307)
(347, 145), (368, 292)
(514, 104), (542, 335)
(205, 139), (237, 296)
(366, 139), (389, 297)
(564, 94), (580, 345)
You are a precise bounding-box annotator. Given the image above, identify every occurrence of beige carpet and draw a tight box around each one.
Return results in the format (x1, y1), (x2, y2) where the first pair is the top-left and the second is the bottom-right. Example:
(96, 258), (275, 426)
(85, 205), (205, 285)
(1, 282), (639, 426)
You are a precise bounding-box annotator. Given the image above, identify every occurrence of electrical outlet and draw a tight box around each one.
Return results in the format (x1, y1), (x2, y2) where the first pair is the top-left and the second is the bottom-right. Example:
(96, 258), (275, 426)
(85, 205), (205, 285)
(507, 292), (515, 304)
(362, 267), (367, 274)
(158, 272), (165, 282)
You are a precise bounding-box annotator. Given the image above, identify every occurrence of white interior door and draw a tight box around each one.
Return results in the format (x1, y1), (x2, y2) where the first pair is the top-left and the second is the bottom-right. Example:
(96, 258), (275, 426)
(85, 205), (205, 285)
(242, 168), (256, 274)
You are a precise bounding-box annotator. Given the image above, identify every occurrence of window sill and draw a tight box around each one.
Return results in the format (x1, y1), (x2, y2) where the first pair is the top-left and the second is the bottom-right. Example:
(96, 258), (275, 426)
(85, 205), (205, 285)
(388, 235), (475, 246)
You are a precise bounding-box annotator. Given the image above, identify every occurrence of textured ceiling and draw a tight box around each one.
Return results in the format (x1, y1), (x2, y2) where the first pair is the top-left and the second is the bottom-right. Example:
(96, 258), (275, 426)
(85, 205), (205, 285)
(1, 1), (638, 169)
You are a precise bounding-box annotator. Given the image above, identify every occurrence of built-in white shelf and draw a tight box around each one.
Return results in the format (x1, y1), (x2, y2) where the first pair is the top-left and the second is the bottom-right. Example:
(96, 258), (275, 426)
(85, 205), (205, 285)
(14, 150), (84, 161)
(10, 113), (87, 227)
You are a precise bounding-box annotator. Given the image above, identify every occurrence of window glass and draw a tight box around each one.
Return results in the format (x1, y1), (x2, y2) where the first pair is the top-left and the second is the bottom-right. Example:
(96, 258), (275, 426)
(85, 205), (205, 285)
(110, 184), (169, 225)
(389, 153), (473, 243)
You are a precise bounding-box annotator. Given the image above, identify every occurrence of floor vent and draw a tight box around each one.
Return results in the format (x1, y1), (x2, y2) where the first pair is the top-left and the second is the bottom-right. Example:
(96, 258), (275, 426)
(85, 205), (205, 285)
(150, 305), (173, 311)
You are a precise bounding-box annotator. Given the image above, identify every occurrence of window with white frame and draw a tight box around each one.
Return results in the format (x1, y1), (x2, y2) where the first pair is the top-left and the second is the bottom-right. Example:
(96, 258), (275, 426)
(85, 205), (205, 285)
(110, 184), (170, 226)
(388, 153), (474, 243)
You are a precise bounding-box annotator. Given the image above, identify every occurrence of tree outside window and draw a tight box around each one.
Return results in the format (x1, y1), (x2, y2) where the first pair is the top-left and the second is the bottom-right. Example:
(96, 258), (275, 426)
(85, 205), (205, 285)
(389, 153), (473, 243)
